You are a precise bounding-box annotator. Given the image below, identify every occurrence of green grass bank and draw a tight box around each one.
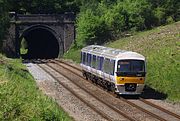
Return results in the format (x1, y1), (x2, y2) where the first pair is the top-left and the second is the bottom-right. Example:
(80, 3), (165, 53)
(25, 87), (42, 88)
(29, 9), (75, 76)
(0, 55), (73, 120)
(64, 22), (180, 102)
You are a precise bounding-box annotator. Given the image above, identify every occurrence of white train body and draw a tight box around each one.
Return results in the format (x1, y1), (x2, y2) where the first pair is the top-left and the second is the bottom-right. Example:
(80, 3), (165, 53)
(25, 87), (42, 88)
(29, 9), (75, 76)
(80, 45), (146, 95)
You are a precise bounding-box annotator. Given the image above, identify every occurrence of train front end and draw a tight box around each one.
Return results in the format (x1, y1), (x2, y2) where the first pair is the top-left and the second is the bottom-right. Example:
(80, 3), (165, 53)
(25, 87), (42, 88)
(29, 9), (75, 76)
(115, 52), (146, 95)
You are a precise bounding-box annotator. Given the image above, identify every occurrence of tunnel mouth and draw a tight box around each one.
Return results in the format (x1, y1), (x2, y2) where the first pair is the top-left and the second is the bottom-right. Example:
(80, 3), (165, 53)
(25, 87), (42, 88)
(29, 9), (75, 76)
(20, 27), (59, 59)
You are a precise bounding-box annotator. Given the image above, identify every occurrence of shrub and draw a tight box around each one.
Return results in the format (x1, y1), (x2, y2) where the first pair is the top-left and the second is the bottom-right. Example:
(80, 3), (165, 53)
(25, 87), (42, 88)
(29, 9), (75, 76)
(76, 9), (110, 48)
(75, 0), (155, 48)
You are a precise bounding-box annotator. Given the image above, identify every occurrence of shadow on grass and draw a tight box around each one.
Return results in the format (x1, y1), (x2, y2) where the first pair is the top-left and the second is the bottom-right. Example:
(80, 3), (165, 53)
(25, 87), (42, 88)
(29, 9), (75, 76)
(140, 85), (167, 100)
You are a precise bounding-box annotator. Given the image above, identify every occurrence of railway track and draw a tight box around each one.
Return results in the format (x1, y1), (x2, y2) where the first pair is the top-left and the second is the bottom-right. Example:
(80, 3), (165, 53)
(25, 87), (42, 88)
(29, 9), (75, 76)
(49, 59), (180, 121)
(35, 61), (134, 121)
(139, 98), (180, 120)
(37, 64), (113, 121)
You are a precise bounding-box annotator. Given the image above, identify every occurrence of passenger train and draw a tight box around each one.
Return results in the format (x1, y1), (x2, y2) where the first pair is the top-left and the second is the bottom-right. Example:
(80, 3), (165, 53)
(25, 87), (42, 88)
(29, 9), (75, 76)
(80, 45), (146, 95)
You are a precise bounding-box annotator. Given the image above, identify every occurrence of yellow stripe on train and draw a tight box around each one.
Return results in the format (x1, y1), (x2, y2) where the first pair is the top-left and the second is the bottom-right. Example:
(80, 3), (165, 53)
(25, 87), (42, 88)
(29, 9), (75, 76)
(116, 76), (145, 84)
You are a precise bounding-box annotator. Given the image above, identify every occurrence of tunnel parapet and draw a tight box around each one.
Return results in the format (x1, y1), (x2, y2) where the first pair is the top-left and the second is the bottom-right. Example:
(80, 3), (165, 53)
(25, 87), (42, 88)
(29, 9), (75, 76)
(3, 12), (75, 58)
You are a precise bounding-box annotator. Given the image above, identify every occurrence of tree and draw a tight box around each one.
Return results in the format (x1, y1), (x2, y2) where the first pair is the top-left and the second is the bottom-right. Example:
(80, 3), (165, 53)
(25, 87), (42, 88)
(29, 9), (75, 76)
(76, 9), (110, 48)
(0, 0), (9, 51)
(6, 0), (81, 14)
(147, 0), (180, 25)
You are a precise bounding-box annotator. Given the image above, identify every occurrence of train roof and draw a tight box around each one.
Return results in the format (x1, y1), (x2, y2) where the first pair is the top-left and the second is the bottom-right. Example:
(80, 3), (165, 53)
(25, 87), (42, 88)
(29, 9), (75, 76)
(81, 45), (145, 60)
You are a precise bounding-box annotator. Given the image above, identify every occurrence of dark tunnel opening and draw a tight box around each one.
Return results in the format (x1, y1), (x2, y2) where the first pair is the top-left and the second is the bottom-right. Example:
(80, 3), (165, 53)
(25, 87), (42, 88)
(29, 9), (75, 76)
(21, 27), (59, 59)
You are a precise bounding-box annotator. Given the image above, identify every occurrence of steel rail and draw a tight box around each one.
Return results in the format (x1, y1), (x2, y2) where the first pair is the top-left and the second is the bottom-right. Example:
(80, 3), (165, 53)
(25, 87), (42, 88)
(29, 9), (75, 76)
(47, 62), (136, 121)
(37, 64), (113, 121)
(139, 98), (180, 120)
(54, 60), (180, 120)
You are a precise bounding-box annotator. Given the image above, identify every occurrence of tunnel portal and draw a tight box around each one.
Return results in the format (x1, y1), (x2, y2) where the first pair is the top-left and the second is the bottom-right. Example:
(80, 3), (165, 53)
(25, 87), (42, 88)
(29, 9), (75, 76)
(21, 27), (59, 59)
(3, 13), (75, 58)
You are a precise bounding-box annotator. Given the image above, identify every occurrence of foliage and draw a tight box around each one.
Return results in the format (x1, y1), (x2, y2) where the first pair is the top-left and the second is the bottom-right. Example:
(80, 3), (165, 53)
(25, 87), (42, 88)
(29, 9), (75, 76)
(0, 0), (9, 51)
(76, 9), (110, 48)
(75, 0), (178, 48)
(64, 43), (81, 63)
(75, 0), (180, 49)
(20, 38), (28, 55)
(6, 0), (81, 14)
(148, 0), (180, 25)
(0, 55), (73, 120)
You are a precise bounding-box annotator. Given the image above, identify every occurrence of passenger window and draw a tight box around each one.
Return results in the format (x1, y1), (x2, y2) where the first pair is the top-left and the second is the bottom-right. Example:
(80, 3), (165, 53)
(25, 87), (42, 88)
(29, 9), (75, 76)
(92, 55), (96, 68)
(83, 53), (86, 64)
(102, 59), (115, 75)
(100, 57), (104, 70)
(97, 56), (103, 70)
(103, 58), (110, 74)
(110, 60), (115, 75)
(87, 53), (91, 66)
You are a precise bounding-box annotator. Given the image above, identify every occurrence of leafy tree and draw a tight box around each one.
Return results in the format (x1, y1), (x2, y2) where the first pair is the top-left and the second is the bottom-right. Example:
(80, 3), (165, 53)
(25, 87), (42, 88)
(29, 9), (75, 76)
(7, 0), (80, 14)
(148, 0), (180, 25)
(124, 0), (153, 30)
(76, 0), (154, 46)
(76, 9), (110, 48)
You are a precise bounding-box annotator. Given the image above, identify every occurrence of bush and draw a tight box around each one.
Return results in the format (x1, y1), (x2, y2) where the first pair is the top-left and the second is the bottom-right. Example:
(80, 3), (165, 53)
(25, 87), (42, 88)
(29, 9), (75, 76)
(166, 16), (175, 24)
(75, 0), (155, 48)
(76, 9), (110, 48)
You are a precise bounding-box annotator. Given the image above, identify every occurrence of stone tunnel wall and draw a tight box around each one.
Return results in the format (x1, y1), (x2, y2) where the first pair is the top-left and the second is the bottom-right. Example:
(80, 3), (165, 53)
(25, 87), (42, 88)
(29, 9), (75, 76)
(2, 13), (75, 58)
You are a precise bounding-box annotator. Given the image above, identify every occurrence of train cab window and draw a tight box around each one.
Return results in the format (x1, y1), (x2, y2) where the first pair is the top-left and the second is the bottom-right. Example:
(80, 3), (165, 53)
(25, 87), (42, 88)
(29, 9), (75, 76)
(131, 61), (145, 72)
(118, 61), (130, 72)
(92, 55), (96, 68)
(117, 60), (145, 72)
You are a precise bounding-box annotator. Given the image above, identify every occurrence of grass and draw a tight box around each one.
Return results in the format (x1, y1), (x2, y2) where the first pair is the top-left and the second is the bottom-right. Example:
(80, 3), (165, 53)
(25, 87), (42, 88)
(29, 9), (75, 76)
(64, 46), (81, 63)
(0, 55), (73, 120)
(20, 48), (28, 55)
(63, 21), (180, 102)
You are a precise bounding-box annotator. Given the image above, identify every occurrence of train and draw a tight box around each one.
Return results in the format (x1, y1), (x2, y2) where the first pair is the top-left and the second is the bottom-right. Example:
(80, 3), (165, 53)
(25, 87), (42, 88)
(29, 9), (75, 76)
(80, 45), (146, 95)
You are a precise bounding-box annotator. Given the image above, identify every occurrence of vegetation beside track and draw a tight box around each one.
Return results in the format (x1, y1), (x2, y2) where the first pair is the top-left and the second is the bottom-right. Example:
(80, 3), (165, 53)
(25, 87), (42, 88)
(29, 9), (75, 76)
(0, 54), (73, 120)
(64, 22), (180, 102)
